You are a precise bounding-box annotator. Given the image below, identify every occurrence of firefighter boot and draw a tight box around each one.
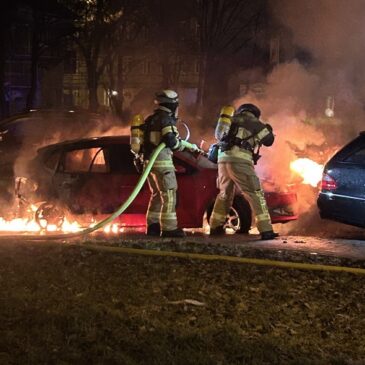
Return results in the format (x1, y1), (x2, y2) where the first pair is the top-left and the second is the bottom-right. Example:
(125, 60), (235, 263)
(209, 226), (225, 236)
(146, 223), (161, 236)
(161, 228), (186, 238)
(260, 230), (279, 240)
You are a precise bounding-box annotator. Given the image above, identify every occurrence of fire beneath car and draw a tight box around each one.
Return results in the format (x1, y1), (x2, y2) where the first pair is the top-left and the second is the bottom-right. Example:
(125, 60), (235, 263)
(0, 160), (311, 236)
(290, 157), (324, 187)
(0, 205), (126, 235)
(0, 217), (125, 235)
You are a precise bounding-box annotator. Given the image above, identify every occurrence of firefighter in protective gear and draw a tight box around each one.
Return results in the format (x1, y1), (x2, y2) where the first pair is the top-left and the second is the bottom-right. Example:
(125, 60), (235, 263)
(143, 90), (199, 237)
(209, 103), (279, 240)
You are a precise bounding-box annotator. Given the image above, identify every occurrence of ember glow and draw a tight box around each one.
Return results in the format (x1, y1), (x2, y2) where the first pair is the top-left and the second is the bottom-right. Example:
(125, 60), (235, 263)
(290, 158), (324, 187)
(0, 216), (125, 235)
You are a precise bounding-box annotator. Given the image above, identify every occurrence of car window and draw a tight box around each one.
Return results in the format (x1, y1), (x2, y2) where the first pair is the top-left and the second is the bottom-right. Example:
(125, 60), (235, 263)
(344, 146), (365, 164)
(107, 144), (136, 173)
(63, 147), (108, 173)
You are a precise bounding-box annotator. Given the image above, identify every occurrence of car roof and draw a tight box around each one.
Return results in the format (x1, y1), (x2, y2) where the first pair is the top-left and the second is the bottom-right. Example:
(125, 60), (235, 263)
(37, 135), (218, 171)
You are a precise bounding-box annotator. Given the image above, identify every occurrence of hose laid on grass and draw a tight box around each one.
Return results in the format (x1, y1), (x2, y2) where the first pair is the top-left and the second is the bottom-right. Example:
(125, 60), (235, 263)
(0, 143), (166, 241)
(80, 244), (365, 275)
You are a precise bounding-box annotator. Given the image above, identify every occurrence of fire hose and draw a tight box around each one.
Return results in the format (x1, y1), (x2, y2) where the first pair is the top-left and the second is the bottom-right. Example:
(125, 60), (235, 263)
(0, 143), (167, 241)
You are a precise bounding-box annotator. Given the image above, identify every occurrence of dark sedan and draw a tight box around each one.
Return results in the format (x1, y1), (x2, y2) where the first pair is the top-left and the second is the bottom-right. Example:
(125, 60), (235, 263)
(317, 131), (365, 228)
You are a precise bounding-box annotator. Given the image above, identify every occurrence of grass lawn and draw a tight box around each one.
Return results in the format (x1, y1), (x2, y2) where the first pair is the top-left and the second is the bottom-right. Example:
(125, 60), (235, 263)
(0, 240), (364, 365)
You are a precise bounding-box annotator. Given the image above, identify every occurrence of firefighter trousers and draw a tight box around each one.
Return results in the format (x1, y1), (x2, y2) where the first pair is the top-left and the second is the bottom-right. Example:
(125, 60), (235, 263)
(146, 166), (178, 232)
(209, 161), (273, 233)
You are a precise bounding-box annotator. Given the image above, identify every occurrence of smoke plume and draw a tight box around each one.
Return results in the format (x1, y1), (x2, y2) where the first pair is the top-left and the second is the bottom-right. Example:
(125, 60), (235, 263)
(233, 0), (365, 235)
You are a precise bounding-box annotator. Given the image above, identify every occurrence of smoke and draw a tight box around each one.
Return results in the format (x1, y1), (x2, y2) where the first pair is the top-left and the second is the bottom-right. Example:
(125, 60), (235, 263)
(12, 112), (129, 179)
(232, 0), (365, 235)
(0, 111), (131, 220)
(268, 0), (365, 133)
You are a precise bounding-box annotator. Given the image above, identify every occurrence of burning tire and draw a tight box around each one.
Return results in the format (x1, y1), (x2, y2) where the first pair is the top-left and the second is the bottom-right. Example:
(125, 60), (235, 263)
(35, 202), (66, 230)
(206, 196), (252, 234)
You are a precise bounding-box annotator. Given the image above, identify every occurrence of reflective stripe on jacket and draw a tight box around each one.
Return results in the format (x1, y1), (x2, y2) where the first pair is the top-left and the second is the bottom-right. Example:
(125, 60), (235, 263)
(144, 107), (181, 161)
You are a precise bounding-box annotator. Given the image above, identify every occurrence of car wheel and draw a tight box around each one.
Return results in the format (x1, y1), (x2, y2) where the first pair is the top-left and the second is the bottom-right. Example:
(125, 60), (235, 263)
(206, 196), (252, 234)
(35, 202), (66, 230)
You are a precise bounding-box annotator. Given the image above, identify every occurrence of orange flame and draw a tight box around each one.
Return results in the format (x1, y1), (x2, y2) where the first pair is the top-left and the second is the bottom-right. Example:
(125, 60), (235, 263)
(290, 158), (324, 187)
(0, 216), (126, 235)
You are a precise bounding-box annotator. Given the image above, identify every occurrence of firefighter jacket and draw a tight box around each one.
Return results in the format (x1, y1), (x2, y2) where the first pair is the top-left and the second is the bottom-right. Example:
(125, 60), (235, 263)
(216, 111), (274, 164)
(144, 106), (183, 168)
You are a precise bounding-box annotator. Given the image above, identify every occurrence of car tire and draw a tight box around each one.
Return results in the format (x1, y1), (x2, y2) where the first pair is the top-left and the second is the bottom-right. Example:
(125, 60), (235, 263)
(206, 196), (252, 234)
(35, 201), (67, 230)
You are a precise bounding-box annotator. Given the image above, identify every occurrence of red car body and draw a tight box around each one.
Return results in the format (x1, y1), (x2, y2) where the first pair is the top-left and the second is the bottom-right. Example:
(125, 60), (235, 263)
(25, 136), (297, 230)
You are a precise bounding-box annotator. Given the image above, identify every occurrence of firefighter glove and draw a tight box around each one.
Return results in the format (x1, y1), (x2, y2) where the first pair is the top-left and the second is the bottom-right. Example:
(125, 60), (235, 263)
(180, 140), (199, 152)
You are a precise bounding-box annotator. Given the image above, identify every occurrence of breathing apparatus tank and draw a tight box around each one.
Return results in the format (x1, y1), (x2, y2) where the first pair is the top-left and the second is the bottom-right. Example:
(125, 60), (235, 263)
(214, 105), (235, 140)
(208, 105), (235, 163)
(130, 114), (144, 155)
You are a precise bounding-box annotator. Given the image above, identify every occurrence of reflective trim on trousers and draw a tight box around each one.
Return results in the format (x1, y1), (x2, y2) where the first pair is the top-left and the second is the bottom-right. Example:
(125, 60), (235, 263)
(161, 212), (177, 220)
(147, 211), (160, 220)
(210, 211), (227, 228)
(254, 190), (270, 215)
(167, 189), (174, 213)
(256, 213), (271, 222)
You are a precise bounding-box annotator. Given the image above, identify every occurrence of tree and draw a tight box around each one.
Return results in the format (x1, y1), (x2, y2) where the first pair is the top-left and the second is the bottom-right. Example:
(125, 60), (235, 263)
(18, 0), (74, 110)
(61, 0), (143, 112)
(195, 0), (266, 119)
(102, 9), (146, 118)
(148, 0), (196, 89)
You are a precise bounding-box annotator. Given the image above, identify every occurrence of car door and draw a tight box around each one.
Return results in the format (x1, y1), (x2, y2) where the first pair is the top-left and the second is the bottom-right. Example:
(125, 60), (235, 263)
(53, 146), (112, 213)
(106, 143), (150, 214)
(332, 142), (365, 225)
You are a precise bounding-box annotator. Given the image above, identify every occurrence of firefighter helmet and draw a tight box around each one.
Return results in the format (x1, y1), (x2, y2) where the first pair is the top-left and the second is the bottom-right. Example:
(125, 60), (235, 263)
(154, 90), (179, 105)
(237, 103), (261, 118)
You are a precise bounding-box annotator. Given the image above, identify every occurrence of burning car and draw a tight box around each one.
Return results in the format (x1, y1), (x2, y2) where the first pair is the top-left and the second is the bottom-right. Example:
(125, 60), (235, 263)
(14, 136), (298, 233)
(0, 109), (116, 202)
(317, 131), (365, 228)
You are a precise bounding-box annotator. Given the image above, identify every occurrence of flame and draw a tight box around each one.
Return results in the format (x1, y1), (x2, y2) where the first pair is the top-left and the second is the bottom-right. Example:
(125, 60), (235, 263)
(290, 158), (324, 187)
(0, 215), (127, 235)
